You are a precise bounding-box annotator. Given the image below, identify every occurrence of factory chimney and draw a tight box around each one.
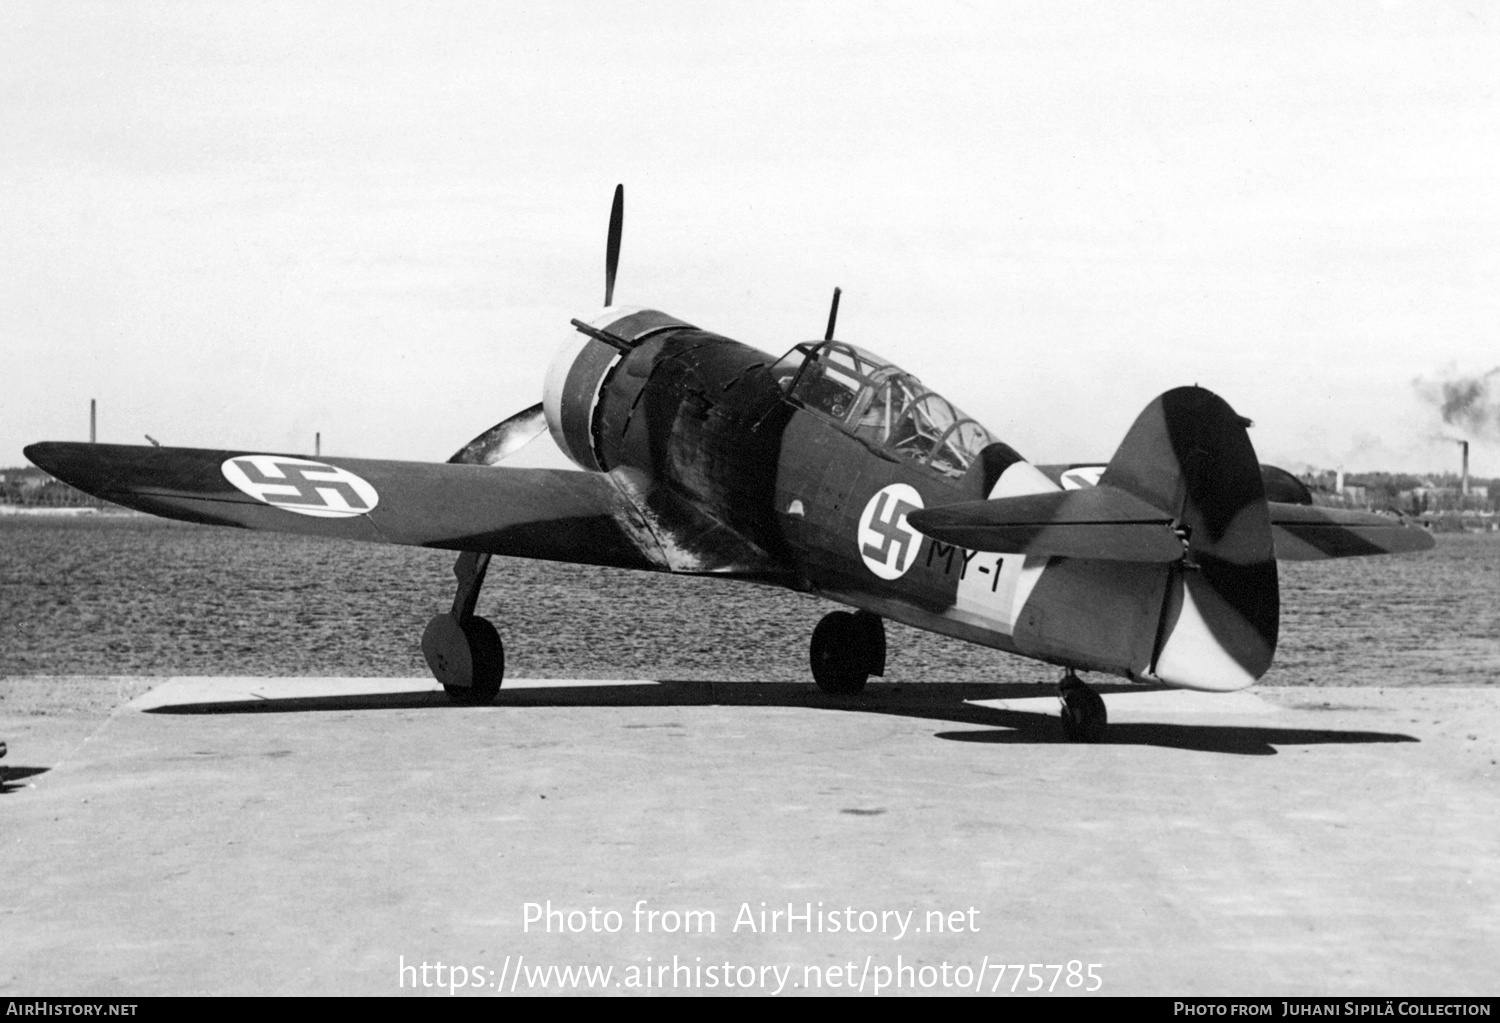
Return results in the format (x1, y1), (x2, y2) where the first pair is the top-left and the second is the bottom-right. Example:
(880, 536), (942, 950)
(1459, 439), (1470, 497)
(90, 399), (96, 444)
(315, 432), (321, 457)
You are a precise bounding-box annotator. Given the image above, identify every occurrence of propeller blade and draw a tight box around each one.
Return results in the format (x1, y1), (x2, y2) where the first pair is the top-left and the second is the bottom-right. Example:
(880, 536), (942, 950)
(824, 286), (842, 341)
(448, 403), (547, 466)
(604, 183), (624, 307)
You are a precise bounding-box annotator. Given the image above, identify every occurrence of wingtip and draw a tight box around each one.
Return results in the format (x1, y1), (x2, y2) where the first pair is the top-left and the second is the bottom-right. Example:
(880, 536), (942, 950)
(23, 441), (66, 472)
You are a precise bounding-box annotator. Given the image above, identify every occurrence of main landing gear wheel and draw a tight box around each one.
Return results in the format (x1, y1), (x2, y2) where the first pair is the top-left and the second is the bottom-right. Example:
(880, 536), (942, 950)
(423, 613), (505, 705)
(810, 610), (885, 696)
(1058, 672), (1107, 743)
(422, 551), (506, 706)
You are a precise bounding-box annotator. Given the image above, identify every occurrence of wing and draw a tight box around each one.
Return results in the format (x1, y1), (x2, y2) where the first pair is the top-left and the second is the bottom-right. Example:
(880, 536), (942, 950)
(24, 441), (666, 571)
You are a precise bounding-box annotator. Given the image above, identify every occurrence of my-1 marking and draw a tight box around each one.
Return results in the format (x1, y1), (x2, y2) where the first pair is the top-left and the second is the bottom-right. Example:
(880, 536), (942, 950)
(924, 540), (1006, 591)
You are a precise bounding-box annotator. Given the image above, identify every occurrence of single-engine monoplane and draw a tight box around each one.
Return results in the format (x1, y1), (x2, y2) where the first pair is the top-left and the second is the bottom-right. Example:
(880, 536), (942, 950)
(26, 187), (1434, 740)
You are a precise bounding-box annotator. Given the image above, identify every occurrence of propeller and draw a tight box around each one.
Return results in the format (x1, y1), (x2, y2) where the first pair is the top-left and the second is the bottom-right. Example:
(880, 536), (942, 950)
(604, 183), (624, 307)
(824, 286), (842, 341)
(447, 402), (547, 466)
(451, 185), (622, 466)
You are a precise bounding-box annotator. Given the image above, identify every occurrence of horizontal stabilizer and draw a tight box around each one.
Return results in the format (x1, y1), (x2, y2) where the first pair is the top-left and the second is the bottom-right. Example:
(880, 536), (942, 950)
(907, 485), (1184, 562)
(25, 441), (664, 571)
(1268, 503), (1435, 560)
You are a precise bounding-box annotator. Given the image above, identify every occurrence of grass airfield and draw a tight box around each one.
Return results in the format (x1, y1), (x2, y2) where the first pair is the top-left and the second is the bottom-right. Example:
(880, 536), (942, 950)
(1, 676), (1497, 996)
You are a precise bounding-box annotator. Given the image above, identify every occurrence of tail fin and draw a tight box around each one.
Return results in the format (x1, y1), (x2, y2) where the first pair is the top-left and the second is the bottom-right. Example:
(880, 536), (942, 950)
(1101, 386), (1277, 691)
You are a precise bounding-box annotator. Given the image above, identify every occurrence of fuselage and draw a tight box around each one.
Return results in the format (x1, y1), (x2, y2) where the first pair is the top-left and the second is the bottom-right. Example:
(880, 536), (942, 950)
(541, 306), (1169, 681)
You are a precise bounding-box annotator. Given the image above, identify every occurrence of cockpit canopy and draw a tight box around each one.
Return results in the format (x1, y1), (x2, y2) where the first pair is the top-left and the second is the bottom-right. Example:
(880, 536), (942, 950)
(770, 340), (994, 479)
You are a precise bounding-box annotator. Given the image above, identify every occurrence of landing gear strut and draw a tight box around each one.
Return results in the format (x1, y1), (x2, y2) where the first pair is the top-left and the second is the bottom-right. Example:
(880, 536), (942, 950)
(1058, 671), (1107, 743)
(810, 610), (885, 695)
(422, 551), (505, 705)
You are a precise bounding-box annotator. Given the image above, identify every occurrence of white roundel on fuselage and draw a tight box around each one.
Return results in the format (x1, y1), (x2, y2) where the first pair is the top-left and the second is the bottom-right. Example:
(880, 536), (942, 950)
(857, 483), (924, 580)
(221, 455), (379, 518)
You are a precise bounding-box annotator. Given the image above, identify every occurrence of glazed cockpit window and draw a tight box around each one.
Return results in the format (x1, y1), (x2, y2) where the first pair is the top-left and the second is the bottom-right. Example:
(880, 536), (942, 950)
(930, 420), (992, 477)
(769, 343), (818, 392)
(852, 372), (924, 446)
(786, 342), (885, 421)
(776, 340), (994, 478)
(889, 393), (958, 464)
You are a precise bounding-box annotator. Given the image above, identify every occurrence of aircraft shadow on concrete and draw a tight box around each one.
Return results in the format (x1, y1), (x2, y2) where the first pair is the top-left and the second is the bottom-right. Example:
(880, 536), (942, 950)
(142, 681), (1418, 757)
(1, 766), (50, 794)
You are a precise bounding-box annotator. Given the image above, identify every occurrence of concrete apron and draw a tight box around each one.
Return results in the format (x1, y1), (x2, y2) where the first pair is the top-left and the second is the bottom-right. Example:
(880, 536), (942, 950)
(1, 678), (1497, 996)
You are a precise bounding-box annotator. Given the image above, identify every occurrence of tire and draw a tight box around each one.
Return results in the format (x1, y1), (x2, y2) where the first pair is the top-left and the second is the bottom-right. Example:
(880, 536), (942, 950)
(1059, 677), (1107, 743)
(849, 610), (886, 677)
(428, 612), (505, 706)
(457, 616), (505, 705)
(810, 611), (868, 695)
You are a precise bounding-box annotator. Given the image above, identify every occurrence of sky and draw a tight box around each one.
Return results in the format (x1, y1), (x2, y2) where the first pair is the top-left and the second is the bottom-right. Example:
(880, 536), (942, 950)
(2, 1), (1498, 477)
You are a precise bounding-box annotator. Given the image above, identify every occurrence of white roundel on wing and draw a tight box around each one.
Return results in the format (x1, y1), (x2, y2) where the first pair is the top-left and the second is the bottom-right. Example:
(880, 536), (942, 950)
(221, 455), (379, 519)
(857, 483), (924, 580)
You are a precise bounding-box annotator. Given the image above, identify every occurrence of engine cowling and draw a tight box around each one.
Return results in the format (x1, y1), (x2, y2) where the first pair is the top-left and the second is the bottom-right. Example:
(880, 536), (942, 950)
(542, 307), (694, 471)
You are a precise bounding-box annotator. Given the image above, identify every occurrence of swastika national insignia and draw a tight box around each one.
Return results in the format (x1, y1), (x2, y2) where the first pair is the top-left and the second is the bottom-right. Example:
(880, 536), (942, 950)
(221, 455), (380, 519)
(857, 483), (924, 580)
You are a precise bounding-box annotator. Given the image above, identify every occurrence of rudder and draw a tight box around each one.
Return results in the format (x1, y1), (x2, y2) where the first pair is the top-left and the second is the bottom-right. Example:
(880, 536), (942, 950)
(1101, 386), (1277, 691)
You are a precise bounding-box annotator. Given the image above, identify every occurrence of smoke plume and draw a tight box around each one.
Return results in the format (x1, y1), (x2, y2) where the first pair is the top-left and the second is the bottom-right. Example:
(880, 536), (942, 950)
(1414, 367), (1500, 441)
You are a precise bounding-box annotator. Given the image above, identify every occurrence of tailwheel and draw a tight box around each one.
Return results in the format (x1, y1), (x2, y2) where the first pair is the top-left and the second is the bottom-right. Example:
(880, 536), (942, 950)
(422, 612), (505, 706)
(810, 610), (885, 696)
(1058, 672), (1107, 743)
